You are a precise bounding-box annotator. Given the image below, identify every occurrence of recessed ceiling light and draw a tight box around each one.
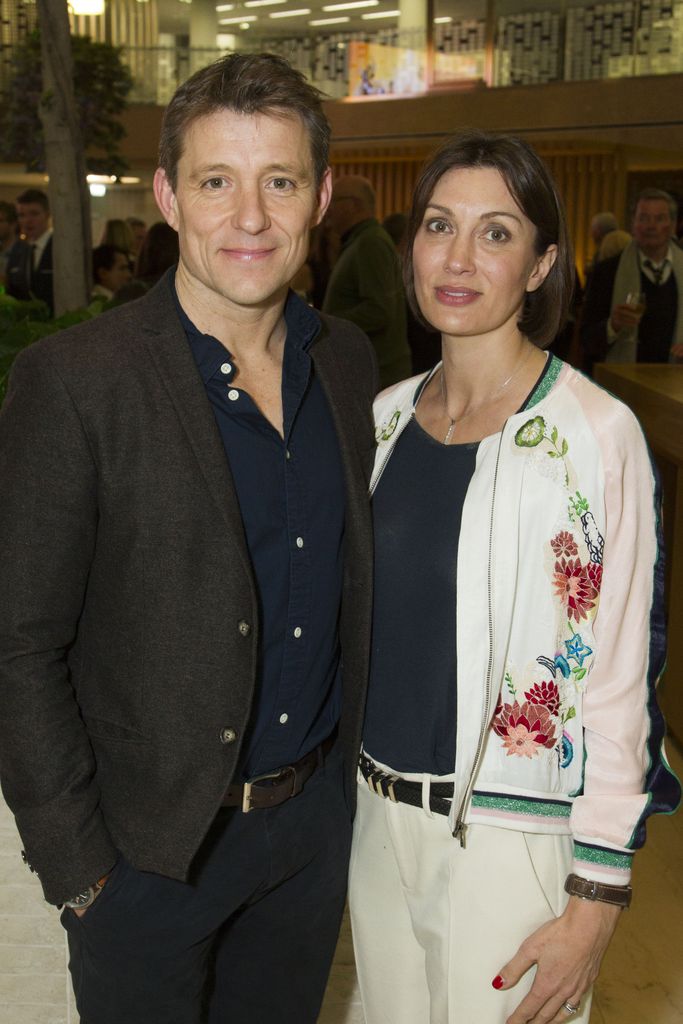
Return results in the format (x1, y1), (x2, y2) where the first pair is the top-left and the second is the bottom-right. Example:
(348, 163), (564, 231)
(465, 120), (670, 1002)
(361, 8), (399, 16)
(323, 0), (377, 9)
(310, 15), (350, 23)
(215, 4), (234, 9)
(219, 13), (257, 21)
(268, 7), (311, 15)
(244, 0), (287, 6)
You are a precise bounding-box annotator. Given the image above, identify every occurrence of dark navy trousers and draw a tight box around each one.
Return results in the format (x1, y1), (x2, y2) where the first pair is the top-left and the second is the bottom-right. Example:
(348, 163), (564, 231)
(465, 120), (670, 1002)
(62, 744), (352, 1023)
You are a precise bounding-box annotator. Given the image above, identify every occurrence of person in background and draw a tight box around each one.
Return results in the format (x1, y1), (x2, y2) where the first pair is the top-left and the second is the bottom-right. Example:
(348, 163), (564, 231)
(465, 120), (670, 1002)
(585, 211), (618, 277)
(382, 209), (440, 374)
(113, 221), (180, 303)
(580, 188), (683, 367)
(597, 228), (632, 263)
(99, 218), (136, 267)
(349, 129), (680, 1024)
(0, 200), (18, 284)
(323, 175), (411, 388)
(126, 216), (147, 258)
(0, 52), (376, 1024)
(91, 244), (133, 301)
(5, 188), (54, 313)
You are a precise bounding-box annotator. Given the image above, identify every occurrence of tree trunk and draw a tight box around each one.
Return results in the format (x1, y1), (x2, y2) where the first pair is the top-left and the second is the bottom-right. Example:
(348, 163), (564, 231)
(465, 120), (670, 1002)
(36, 0), (91, 315)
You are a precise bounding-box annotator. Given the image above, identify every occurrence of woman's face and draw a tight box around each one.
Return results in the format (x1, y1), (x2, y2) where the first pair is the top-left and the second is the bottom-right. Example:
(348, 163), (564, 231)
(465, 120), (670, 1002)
(412, 165), (556, 343)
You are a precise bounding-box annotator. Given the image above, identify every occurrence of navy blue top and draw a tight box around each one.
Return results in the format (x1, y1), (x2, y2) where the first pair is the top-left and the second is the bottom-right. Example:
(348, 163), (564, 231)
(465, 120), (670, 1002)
(364, 416), (478, 775)
(364, 355), (556, 776)
(176, 287), (346, 779)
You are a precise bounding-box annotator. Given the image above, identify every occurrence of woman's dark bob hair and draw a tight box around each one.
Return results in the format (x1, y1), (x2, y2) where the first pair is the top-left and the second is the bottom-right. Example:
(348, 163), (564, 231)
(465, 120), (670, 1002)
(404, 129), (574, 347)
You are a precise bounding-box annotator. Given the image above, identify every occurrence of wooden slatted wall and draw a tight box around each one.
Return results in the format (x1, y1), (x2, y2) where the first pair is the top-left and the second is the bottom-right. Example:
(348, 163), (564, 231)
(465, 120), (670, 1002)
(332, 142), (627, 281)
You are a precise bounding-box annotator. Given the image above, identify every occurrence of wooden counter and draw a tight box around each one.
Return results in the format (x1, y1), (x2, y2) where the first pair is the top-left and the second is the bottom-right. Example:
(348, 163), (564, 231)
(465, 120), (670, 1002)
(594, 364), (683, 743)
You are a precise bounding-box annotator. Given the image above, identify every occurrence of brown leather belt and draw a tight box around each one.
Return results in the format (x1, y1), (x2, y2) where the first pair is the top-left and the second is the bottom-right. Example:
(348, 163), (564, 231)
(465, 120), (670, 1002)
(222, 734), (336, 813)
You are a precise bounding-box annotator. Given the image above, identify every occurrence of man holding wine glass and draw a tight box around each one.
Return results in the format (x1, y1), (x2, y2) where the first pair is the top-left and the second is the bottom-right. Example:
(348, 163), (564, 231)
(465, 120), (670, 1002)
(580, 187), (683, 369)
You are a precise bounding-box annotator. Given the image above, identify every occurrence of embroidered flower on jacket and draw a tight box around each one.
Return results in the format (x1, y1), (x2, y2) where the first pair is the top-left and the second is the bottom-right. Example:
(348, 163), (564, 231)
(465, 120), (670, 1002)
(375, 410), (401, 442)
(551, 531), (579, 558)
(524, 679), (560, 717)
(559, 732), (574, 768)
(586, 562), (603, 592)
(514, 416), (546, 448)
(564, 633), (592, 667)
(492, 700), (557, 758)
(552, 557), (598, 622)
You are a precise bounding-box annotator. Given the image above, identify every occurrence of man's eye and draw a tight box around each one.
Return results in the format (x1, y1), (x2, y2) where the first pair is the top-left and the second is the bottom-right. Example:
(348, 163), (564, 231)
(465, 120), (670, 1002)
(204, 178), (225, 190)
(271, 178), (294, 190)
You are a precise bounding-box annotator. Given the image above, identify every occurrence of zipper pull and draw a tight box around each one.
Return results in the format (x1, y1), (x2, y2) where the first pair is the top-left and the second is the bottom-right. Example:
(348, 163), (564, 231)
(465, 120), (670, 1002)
(453, 820), (468, 848)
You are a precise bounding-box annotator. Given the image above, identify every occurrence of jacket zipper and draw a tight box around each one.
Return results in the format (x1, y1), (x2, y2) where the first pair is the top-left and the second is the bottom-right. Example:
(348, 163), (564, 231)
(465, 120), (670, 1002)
(452, 427), (505, 847)
(370, 411), (415, 497)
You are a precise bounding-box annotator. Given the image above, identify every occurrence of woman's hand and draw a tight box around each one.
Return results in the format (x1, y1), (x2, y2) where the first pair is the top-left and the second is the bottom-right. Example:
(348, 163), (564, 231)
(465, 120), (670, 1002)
(492, 896), (622, 1023)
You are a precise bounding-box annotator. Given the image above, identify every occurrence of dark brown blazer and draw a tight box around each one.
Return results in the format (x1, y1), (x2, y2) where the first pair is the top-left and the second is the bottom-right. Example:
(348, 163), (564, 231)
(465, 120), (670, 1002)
(0, 273), (377, 904)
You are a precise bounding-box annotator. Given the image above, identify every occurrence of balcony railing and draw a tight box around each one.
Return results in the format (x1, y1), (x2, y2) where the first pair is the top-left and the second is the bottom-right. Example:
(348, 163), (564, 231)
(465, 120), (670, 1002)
(119, 0), (682, 107)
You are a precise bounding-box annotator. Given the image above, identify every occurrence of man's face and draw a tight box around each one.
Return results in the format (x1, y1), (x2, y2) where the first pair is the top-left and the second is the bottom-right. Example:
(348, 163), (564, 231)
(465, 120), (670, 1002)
(632, 199), (674, 261)
(16, 202), (50, 242)
(99, 252), (132, 294)
(154, 109), (330, 315)
(326, 190), (360, 237)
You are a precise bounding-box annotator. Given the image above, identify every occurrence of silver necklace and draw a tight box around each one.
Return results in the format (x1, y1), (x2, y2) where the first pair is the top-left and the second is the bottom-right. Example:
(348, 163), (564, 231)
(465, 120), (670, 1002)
(440, 346), (534, 444)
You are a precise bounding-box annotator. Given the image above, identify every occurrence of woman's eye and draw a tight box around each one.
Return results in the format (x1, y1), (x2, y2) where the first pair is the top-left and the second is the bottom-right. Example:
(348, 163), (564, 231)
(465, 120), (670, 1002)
(485, 226), (509, 242)
(426, 218), (449, 234)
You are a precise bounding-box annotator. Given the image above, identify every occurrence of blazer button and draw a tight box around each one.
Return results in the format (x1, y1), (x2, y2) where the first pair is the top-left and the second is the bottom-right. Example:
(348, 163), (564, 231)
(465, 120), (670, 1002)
(220, 727), (238, 745)
(237, 620), (251, 637)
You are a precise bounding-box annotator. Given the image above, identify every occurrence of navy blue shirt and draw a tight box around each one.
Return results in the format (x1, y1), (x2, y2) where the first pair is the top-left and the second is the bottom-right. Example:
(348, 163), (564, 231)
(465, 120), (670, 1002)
(364, 418), (478, 774)
(176, 287), (346, 779)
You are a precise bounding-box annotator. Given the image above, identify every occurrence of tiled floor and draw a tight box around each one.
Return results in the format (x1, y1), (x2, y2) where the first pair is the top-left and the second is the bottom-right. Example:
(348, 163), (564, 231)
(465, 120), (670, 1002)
(319, 740), (683, 1024)
(1, 742), (681, 1023)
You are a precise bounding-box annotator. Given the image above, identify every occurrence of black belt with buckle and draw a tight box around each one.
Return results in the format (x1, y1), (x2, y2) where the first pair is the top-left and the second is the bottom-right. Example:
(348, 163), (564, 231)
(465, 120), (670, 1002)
(359, 753), (454, 816)
(223, 734), (336, 813)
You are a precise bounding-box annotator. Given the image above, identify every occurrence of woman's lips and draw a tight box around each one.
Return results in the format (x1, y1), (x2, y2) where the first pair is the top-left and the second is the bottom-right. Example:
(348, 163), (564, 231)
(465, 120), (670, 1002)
(434, 286), (481, 305)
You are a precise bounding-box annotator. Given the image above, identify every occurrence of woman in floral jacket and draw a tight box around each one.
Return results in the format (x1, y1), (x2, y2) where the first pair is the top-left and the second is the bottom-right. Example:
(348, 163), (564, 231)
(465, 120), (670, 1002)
(349, 130), (680, 1024)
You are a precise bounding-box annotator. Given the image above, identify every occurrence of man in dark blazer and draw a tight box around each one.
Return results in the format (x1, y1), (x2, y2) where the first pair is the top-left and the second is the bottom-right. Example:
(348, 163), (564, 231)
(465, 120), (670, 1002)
(5, 187), (54, 313)
(0, 54), (377, 1024)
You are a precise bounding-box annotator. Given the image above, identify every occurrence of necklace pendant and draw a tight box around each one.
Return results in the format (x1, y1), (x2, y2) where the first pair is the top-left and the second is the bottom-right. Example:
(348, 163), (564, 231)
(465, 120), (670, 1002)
(443, 420), (456, 445)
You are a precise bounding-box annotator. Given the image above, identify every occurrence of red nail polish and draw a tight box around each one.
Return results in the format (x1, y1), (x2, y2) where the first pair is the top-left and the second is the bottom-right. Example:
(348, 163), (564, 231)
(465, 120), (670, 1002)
(492, 975), (504, 990)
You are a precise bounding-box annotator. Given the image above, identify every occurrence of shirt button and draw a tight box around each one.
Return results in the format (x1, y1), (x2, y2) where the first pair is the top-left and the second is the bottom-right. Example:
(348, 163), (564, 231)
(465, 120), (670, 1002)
(220, 727), (237, 744)
(237, 620), (251, 637)
(220, 362), (232, 375)
(285, 449), (291, 460)
(293, 626), (302, 639)
(279, 713), (288, 724)
(296, 537), (304, 549)
(228, 389), (239, 401)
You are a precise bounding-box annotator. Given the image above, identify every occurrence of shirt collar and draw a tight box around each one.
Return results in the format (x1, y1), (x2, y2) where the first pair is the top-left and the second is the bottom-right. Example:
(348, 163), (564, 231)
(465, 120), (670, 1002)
(30, 228), (52, 258)
(171, 279), (321, 385)
(638, 243), (674, 269)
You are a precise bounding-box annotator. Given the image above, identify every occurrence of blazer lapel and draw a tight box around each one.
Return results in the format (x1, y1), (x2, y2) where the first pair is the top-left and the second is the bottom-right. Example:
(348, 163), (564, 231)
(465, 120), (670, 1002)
(137, 278), (254, 585)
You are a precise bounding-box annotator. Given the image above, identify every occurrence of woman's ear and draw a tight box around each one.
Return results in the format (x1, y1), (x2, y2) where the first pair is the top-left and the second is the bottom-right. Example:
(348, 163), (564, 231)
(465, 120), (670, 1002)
(527, 244), (557, 293)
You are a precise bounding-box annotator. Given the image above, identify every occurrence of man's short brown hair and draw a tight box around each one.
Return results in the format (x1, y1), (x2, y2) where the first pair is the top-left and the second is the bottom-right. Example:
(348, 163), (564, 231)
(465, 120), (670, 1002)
(159, 53), (330, 192)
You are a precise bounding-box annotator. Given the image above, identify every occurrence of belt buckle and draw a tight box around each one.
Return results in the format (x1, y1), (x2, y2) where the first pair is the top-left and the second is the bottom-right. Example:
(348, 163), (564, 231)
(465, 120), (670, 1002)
(242, 766), (295, 813)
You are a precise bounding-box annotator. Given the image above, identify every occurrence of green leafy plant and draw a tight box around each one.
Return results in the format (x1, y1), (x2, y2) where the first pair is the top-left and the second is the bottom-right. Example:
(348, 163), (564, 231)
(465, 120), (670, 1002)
(0, 31), (133, 175)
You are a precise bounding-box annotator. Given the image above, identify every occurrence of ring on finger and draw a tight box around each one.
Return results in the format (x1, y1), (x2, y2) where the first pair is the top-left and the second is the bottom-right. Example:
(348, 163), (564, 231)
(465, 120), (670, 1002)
(563, 1001), (580, 1016)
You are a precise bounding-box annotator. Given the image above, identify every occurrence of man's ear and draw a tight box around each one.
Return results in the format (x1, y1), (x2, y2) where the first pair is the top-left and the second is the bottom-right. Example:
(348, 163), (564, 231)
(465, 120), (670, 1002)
(153, 168), (179, 231)
(313, 167), (333, 228)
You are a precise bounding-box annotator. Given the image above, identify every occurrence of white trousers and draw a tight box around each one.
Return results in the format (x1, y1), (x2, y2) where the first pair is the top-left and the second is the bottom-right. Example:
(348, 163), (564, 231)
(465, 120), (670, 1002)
(349, 769), (593, 1024)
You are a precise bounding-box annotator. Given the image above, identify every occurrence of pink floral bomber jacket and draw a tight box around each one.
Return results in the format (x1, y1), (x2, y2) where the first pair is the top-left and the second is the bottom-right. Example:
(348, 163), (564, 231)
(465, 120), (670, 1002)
(371, 356), (681, 885)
